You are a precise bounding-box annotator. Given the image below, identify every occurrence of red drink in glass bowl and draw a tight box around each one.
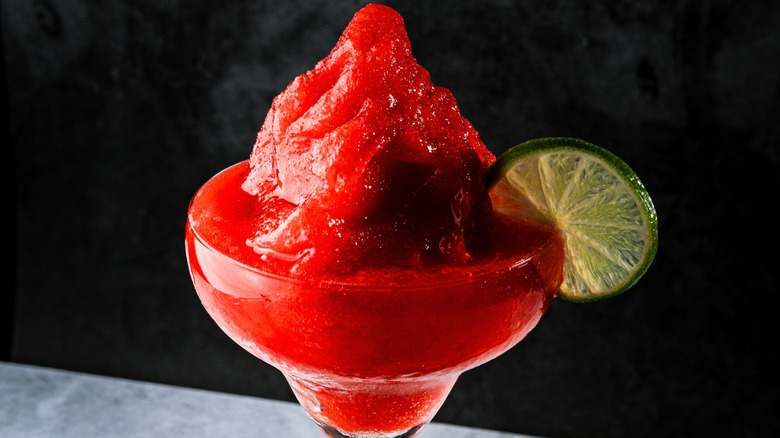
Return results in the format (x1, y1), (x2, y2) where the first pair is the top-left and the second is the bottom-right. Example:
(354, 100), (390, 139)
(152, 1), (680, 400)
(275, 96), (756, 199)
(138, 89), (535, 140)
(186, 161), (564, 437)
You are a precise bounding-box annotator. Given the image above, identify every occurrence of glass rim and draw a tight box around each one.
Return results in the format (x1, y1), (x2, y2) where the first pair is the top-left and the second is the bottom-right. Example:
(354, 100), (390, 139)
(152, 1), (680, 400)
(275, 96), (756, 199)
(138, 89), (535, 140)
(187, 162), (561, 292)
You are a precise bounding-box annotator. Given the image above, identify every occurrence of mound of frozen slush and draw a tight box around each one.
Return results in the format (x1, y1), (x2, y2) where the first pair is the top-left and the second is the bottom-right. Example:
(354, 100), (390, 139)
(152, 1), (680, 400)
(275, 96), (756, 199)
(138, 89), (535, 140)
(240, 4), (496, 276)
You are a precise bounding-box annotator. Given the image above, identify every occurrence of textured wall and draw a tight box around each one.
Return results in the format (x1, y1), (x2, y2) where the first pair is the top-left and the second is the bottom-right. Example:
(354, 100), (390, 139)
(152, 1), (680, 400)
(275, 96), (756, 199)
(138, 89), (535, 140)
(7, 1), (779, 437)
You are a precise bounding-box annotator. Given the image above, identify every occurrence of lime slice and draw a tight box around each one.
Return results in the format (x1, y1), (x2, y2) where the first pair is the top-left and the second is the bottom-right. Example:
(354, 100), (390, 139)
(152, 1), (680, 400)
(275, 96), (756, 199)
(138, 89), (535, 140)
(487, 137), (657, 302)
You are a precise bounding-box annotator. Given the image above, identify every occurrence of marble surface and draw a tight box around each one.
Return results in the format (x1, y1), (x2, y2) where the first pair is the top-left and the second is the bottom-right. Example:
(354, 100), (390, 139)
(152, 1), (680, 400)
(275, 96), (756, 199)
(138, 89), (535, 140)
(0, 362), (536, 438)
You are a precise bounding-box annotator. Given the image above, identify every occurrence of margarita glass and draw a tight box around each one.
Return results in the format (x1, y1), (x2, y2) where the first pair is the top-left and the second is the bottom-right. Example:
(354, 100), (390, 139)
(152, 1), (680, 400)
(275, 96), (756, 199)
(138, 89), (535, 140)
(186, 161), (565, 438)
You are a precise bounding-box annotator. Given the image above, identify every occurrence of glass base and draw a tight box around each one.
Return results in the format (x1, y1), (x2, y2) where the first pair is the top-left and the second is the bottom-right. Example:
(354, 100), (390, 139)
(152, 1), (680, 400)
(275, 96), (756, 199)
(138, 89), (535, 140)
(316, 421), (426, 438)
(286, 373), (456, 438)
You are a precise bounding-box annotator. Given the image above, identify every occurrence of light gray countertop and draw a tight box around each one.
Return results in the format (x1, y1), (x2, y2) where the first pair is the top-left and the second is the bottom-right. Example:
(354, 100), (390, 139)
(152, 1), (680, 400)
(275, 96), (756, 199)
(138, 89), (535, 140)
(0, 361), (537, 438)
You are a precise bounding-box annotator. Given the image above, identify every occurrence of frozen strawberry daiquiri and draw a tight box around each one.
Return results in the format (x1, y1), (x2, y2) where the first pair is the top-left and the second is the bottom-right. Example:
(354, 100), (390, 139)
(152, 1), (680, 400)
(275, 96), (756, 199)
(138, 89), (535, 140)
(187, 4), (655, 438)
(187, 4), (563, 437)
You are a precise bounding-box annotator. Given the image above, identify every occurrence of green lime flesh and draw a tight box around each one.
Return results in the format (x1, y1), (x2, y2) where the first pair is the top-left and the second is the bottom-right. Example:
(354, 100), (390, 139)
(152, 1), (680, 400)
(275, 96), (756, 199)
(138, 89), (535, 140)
(487, 137), (658, 302)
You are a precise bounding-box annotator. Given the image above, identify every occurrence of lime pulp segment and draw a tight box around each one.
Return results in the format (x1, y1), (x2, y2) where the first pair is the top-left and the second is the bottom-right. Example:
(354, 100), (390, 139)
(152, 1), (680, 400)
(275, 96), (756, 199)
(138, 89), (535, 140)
(487, 137), (657, 302)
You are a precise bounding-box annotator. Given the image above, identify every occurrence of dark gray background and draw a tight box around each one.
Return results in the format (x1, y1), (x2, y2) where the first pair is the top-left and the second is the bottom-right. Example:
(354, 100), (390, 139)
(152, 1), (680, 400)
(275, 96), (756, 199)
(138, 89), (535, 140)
(6, 1), (779, 437)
